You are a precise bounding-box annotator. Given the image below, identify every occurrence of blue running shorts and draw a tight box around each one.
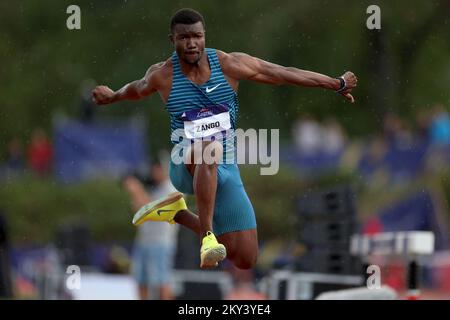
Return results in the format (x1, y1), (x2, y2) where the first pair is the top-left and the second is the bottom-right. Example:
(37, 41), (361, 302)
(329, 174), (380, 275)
(169, 161), (257, 236)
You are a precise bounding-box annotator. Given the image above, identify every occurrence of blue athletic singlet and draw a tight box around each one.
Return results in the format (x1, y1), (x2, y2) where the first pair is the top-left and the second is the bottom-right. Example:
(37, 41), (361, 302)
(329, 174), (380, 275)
(166, 48), (256, 236)
(167, 48), (238, 162)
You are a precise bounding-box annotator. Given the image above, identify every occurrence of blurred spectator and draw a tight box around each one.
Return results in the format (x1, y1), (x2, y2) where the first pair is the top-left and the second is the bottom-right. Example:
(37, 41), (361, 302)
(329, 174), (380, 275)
(27, 128), (53, 176)
(424, 105), (450, 172)
(357, 135), (389, 185)
(322, 118), (347, 155)
(382, 112), (402, 144)
(429, 104), (450, 146)
(6, 138), (25, 172)
(382, 113), (413, 148)
(292, 115), (322, 155)
(121, 158), (179, 300)
(415, 110), (431, 143)
(224, 264), (267, 300)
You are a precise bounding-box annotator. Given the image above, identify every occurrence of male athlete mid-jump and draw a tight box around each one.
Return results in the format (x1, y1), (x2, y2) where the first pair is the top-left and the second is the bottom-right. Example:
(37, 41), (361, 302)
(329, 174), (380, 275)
(92, 8), (357, 269)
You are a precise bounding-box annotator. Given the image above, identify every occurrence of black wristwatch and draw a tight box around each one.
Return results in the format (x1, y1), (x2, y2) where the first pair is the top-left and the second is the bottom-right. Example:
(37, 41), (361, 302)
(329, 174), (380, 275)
(336, 76), (347, 93)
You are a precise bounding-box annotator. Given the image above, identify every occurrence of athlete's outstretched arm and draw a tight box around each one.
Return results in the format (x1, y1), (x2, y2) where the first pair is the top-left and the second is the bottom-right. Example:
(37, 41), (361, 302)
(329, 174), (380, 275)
(92, 62), (164, 105)
(219, 51), (357, 103)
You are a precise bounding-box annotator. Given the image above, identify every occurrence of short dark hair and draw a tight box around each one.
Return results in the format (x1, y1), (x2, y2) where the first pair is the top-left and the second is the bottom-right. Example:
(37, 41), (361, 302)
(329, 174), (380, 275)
(170, 8), (205, 32)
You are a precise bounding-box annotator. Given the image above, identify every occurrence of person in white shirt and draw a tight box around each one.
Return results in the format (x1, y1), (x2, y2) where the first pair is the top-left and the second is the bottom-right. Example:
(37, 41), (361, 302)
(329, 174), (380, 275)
(122, 160), (179, 300)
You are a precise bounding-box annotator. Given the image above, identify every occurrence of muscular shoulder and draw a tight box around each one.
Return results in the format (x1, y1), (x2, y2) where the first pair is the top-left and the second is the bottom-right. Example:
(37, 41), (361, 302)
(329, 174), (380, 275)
(145, 58), (172, 88)
(216, 50), (246, 68)
(216, 50), (258, 80)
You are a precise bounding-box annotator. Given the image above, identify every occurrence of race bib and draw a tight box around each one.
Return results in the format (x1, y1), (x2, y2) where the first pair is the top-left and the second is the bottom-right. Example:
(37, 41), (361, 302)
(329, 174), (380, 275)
(181, 104), (232, 140)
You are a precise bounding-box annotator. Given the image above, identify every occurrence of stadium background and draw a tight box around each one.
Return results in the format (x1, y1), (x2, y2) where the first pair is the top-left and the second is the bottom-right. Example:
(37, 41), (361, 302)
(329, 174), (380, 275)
(1, 0), (450, 299)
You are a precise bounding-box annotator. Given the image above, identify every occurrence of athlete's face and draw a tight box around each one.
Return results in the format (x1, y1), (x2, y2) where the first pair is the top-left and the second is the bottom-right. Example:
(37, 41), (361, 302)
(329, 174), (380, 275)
(171, 22), (205, 65)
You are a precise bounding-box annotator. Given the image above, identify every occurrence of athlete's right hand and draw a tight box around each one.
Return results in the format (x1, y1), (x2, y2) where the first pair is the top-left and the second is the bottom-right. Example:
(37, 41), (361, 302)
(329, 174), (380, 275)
(92, 85), (116, 105)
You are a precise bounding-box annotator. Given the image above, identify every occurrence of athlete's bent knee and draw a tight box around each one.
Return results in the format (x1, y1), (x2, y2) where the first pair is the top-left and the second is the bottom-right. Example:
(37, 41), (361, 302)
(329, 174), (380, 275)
(234, 255), (257, 270)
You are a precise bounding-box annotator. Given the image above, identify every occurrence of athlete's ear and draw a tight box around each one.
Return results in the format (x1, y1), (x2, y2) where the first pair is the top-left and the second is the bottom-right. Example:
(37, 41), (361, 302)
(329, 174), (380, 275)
(168, 33), (174, 45)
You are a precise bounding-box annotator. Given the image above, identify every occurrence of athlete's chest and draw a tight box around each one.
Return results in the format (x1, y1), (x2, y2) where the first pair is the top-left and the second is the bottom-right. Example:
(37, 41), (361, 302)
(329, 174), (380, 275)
(167, 74), (234, 106)
(159, 67), (212, 104)
(167, 79), (234, 109)
(164, 50), (237, 107)
(184, 69), (211, 87)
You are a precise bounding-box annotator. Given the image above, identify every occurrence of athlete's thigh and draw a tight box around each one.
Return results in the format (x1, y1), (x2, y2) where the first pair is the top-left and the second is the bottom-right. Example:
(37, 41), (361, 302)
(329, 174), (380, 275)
(184, 140), (223, 176)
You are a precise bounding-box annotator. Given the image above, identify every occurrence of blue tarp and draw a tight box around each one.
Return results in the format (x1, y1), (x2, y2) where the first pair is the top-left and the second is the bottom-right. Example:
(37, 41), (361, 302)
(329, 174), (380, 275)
(363, 191), (449, 250)
(54, 118), (148, 183)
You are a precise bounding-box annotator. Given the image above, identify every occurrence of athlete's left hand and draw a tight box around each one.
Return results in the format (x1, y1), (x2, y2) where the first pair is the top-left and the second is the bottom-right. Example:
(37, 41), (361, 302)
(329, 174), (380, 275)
(339, 71), (357, 103)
